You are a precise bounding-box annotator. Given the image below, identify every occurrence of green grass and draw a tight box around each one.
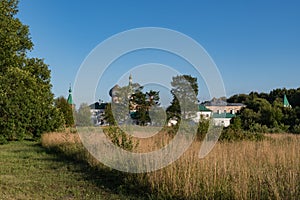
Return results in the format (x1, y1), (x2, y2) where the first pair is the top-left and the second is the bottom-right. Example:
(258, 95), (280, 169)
(0, 141), (145, 200)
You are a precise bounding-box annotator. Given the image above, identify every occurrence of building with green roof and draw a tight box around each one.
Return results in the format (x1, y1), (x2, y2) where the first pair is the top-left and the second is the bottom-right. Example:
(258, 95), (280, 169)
(192, 104), (238, 127)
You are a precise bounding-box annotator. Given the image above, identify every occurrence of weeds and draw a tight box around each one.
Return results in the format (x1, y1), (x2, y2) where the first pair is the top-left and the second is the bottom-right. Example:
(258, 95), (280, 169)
(41, 131), (300, 199)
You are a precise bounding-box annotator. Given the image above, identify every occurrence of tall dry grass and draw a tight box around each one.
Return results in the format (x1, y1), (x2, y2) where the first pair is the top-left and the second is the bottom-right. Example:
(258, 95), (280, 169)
(142, 134), (300, 199)
(42, 131), (300, 199)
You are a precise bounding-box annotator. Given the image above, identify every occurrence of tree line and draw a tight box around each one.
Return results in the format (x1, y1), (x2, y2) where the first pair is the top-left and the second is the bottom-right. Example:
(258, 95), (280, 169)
(226, 89), (300, 134)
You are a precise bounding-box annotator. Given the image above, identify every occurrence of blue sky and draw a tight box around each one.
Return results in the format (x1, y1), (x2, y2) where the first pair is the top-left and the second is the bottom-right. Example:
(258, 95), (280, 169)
(17, 0), (300, 105)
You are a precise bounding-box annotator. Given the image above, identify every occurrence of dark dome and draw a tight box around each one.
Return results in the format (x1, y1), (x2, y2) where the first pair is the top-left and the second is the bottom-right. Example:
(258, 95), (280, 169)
(109, 84), (120, 97)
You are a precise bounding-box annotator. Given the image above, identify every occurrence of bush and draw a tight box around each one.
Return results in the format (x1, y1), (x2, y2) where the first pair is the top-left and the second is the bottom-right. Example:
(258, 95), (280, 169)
(197, 119), (210, 140)
(0, 135), (8, 145)
(103, 126), (138, 151)
(292, 124), (300, 134)
(220, 126), (265, 142)
(54, 97), (74, 127)
(249, 123), (268, 133)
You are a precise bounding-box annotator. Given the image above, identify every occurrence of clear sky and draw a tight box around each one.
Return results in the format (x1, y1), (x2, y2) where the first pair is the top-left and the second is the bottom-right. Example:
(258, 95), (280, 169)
(17, 0), (300, 105)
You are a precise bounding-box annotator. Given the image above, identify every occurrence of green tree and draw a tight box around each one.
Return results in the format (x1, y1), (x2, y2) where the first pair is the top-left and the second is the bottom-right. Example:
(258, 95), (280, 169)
(112, 86), (132, 124)
(131, 90), (148, 125)
(149, 106), (166, 126)
(54, 97), (74, 127)
(104, 103), (116, 126)
(0, 0), (33, 71)
(75, 103), (92, 127)
(167, 75), (198, 121)
(0, 68), (64, 141)
(197, 117), (210, 140)
(0, 0), (64, 142)
(131, 89), (160, 125)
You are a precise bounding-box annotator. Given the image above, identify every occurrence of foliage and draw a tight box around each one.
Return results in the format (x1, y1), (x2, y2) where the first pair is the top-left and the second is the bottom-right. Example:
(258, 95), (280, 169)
(148, 106), (166, 126)
(75, 103), (92, 127)
(220, 127), (265, 142)
(228, 88), (300, 133)
(0, 0), (33, 70)
(130, 90), (149, 125)
(111, 86), (132, 124)
(0, 0), (64, 143)
(54, 96), (74, 127)
(107, 84), (161, 126)
(292, 124), (300, 134)
(104, 103), (116, 125)
(228, 88), (300, 108)
(167, 75), (199, 121)
(131, 90), (160, 125)
(0, 67), (64, 142)
(103, 126), (137, 151)
(196, 118), (210, 140)
(219, 117), (265, 141)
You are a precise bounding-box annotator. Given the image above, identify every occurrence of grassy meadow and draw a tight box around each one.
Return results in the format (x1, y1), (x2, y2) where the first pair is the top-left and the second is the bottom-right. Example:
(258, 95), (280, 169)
(0, 140), (146, 200)
(40, 130), (300, 200)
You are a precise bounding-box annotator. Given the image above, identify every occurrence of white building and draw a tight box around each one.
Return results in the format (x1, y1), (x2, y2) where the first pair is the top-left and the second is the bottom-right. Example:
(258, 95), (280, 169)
(193, 105), (212, 122)
(185, 103), (240, 127)
(211, 112), (236, 127)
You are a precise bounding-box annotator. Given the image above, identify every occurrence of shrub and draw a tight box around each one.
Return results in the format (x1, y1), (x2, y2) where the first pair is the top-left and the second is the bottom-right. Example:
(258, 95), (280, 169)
(249, 123), (268, 133)
(197, 119), (210, 140)
(103, 126), (138, 151)
(292, 124), (300, 134)
(220, 127), (264, 142)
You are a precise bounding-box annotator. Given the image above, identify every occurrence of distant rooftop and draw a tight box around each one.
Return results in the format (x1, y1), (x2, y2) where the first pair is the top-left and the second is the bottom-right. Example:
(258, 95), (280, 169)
(198, 105), (212, 112)
(204, 99), (245, 107)
(89, 102), (108, 110)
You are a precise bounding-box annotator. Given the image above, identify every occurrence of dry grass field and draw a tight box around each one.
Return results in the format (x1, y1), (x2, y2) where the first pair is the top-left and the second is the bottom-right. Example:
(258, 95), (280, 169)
(41, 130), (300, 199)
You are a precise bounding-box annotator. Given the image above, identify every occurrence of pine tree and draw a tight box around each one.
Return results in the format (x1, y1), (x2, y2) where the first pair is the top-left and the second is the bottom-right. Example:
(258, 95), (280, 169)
(167, 75), (199, 121)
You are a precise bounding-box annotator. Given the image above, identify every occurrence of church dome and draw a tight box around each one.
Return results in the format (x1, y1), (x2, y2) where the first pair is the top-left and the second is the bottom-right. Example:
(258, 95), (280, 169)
(109, 84), (120, 97)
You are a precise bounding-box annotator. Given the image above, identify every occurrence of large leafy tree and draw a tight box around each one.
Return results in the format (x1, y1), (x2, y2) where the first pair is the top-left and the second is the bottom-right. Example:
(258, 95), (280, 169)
(0, 0), (64, 142)
(167, 75), (199, 121)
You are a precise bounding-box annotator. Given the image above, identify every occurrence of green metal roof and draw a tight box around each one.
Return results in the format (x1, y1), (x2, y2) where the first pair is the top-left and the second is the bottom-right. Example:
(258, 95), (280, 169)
(198, 105), (212, 112)
(283, 94), (291, 108)
(67, 87), (73, 105)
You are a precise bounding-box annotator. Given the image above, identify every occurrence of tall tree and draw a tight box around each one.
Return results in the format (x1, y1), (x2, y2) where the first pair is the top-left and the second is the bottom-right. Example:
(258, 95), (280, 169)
(131, 90), (148, 125)
(112, 86), (132, 124)
(104, 103), (116, 126)
(54, 97), (74, 127)
(0, 0), (33, 72)
(0, 0), (64, 142)
(131, 89), (160, 125)
(75, 103), (92, 127)
(167, 75), (199, 121)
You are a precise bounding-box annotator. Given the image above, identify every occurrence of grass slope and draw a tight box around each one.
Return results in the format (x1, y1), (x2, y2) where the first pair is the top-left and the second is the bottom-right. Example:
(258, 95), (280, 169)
(0, 141), (141, 200)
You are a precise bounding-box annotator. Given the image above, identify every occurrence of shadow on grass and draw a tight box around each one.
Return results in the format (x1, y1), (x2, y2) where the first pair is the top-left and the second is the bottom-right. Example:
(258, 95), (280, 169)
(38, 142), (151, 200)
